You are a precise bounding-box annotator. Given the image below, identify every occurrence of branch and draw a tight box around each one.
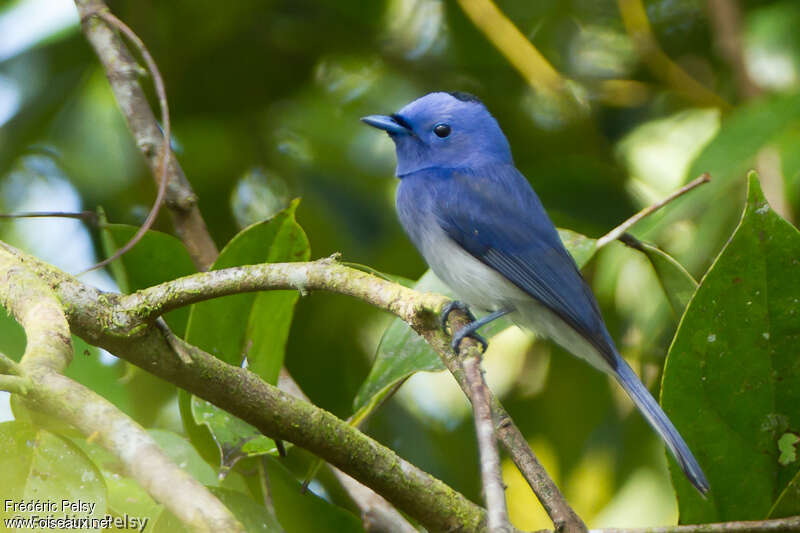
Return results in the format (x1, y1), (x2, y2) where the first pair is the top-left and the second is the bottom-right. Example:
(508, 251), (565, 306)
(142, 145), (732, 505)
(0, 351), (22, 375)
(434, 312), (587, 533)
(463, 355), (511, 532)
(0, 245), (244, 533)
(0, 375), (31, 395)
(596, 173), (711, 248)
(67, 254), (582, 531)
(455, 0), (565, 96)
(15, 236), (798, 533)
(599, 516), (800, 533)
(77, 8), (171, 274)
(617, 0), (731, 110)
(100, 257), (583, 531)
(277, 369), (418, 533)
(72, 5), (427, 529)
(12, 246), (489, 533)
(73, 0), (218, 269)
(113, 257), (446, 330)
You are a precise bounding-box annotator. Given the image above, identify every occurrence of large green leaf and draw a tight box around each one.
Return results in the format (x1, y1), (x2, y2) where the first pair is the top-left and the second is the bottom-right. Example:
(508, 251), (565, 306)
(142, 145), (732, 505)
(662, 174), (800, 522)
(353, 229), (597, 412)
(191, 397), (278, 476)
(263, 456), (362, 533)
(770, 467), (800, 519)
(0, 421), (107, 526)
(182, 201), (310, 471)
(184, 199), (309, 374)
(207, 487), (284, 533)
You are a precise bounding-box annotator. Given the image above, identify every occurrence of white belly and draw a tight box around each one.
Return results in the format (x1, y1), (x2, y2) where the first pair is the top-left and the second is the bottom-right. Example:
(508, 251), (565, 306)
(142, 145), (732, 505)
(415, 219), (613, 373)
(415, 222), (526, 311)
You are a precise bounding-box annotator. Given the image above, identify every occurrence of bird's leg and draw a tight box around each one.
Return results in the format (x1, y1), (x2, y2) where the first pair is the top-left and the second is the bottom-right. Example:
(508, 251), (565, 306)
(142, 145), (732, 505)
(449, 308), (511, 354)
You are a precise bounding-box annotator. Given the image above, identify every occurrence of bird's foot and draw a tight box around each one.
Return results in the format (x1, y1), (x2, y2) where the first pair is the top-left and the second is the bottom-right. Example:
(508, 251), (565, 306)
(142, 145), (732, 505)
(451, 327), (488, 354)
(439, 300), (477, 332)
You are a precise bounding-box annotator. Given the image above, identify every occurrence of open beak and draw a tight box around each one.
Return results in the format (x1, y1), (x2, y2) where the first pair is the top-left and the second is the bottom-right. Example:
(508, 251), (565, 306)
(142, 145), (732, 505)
(360, 114), (410, 135)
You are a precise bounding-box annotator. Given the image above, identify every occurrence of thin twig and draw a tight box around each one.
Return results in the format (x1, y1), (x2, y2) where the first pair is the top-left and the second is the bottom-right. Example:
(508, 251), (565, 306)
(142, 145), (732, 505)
(74, 0), (218, 269)
(596, 173), (711, 248)
(0, 211), (99, 224)
(596, 515), (800, 533)
(440, 312), (587, 533)
(78, 9), (171, 274)
(463, 355), (511, 532)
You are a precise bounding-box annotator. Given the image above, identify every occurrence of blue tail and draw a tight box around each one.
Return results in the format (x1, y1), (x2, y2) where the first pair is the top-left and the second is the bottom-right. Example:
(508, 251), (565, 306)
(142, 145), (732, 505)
(614, 358), (709, 495)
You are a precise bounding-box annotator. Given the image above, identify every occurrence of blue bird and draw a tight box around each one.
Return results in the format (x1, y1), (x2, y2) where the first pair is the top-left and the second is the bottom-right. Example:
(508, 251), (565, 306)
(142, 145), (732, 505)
(362, 91), (709, 495)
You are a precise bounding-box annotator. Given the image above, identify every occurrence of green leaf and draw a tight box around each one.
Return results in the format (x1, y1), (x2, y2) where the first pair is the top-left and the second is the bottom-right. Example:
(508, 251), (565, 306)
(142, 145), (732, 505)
(770, 465), (800, 519)
(352, 270), (509, 411)
(147, 429), (220, 487)
(182, 200), (309, 470)
(557, 228), (598, 269)
(619, 235), (698, 315)
(68, 435), (163, 522)
(263, 456), (362, 533)
(207, 487), (284, 533)
(662, 173), (800, 522)
(191, 396), (279, 476)
(100, 222), (197, 336)
(178, 389), (220, 466)
(184, 199), (309, 375)
(353, 229), (596, 412)
(149, 507), (189, 533)
(0, 421), (107, 524)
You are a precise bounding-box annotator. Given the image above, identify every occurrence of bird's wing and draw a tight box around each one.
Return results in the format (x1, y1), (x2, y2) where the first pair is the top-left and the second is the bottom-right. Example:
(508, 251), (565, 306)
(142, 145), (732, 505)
(429, 165), (616, 366)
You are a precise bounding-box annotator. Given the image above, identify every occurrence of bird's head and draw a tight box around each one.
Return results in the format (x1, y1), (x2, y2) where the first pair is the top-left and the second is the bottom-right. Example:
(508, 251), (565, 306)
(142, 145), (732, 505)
(362, 91), (512, 176)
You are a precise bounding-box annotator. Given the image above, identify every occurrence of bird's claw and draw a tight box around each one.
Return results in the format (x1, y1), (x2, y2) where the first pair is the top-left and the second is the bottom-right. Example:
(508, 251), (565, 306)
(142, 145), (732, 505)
(451, 329), (488, 354)
(440, 300), (477, 332)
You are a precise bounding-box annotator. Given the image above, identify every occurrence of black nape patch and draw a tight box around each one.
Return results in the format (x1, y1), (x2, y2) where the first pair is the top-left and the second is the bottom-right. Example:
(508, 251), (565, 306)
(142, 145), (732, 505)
(447, 91), (483, 104)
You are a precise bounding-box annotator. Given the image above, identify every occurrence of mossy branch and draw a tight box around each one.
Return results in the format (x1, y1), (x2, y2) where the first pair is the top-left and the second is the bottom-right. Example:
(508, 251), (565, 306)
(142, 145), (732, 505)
(0, 243), (244, 533)
(10, 244), (490, 533)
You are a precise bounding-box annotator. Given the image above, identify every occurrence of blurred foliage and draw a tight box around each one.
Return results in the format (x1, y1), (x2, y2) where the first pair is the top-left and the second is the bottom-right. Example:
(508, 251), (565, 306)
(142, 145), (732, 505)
(2, 0), (800, 530)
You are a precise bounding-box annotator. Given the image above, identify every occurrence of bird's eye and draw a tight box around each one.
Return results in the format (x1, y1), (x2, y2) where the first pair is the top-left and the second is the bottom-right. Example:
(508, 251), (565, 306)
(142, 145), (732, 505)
(433, 123), (451, 138)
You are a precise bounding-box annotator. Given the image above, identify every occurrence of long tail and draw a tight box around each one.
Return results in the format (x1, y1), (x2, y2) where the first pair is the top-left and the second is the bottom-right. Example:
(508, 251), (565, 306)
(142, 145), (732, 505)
(614, 358), (709, 495)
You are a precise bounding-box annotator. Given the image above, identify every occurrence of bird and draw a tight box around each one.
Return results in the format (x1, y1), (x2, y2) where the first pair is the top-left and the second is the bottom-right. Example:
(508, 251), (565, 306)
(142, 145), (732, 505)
(361, 91), (709, 495)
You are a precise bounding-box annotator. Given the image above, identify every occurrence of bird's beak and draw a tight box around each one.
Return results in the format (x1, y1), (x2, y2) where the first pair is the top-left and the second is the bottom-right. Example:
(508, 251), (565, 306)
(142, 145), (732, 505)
(360, 114), (410, 135)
